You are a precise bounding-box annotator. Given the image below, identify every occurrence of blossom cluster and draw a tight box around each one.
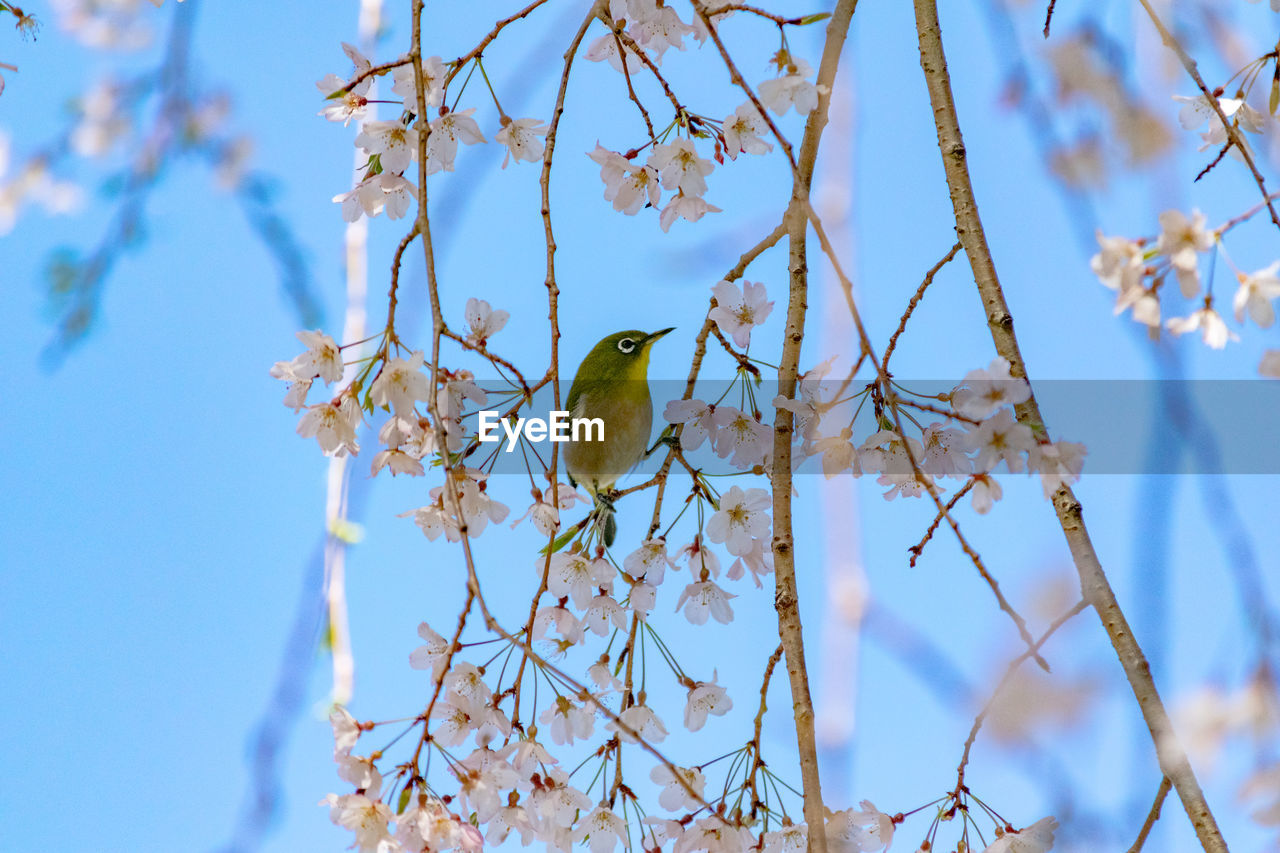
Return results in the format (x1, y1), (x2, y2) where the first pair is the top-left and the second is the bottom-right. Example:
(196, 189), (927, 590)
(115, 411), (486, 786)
(1091, 208), (1280, 374)
(269, 298), (505, 480)
(583, 0), (828, 231)
(317, 43), (549, 223)
(663, 352), (1086, 515)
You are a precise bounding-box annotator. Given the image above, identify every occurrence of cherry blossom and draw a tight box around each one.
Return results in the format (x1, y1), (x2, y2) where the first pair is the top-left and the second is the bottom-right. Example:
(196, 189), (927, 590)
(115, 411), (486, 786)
(316, 43), (372, 125)
(371, 351), (431, 415)
(952, 357), (1031, 420)
(763, 823), (808, 853)
(297, 397), (362, 456)
(1029, 440), (1087, 498)
(1262, 350), (1280, 377)
(814, 428), (859, 478)
(330, 705), (361, 757)
(583, 593), (628, 636)
(391, 55), (447, 111)
(659, 191), (721, 231)
(706, 486), (771, 556)
(609, 703), (669, 743)
(321, 792), (394, 852)
(649, 138), (714, 198)
(710, 279), (774, 349)
(712, 406), (772, 469)
(970, 473), (1003, 514)
(759, 57), (825, 116)
(674, 815), (753, 853)
(722, 102), (774, 159)
(664, 398), (718, 450)
(651, 764), (706, 812)
(968, 410), (1035, 474)
(624, 539), (673, 584)
(1233, 261), (1280, 327)
(409, 621), (450, 679)
(495, 117), (549, 167)
(690, 0), (736, 42)
(1172, 93), (1244, 130)
(425, 108), (486, 174)
(632, 4), (694, 62)
(355, 120), (418, 175)
(532, 603), (584, 645)
(676, 535), (723, 578)
(726, 537), (774, 588)
(588, 144), (662, 214)
(1166, 303), (1237, 349)
(547, 551), (614, 610)
(684, 678), (732, 731)
(981, 816), (1058, 853)
(676, 578), (736, 625)
(921, 423), (971, 478)
(573, 805), (630, 853)
(1156, 208), (1214, 298)
(584, 31), (639, 74)
(1090, 231), (1145, 294)
(464, 296), (510, 344)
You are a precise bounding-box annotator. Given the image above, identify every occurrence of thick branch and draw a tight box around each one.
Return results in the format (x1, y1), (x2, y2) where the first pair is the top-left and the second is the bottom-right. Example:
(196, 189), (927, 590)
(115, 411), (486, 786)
(911, 0), (1229, 849)
(756, 2), (859, 852)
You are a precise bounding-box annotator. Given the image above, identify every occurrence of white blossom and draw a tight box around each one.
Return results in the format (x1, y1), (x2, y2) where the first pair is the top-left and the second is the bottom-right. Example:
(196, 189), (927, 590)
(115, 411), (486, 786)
(676, 579), (736, 625)
(664, 398), (718, 450)
(659, 191), (721, 231)
(759, 57), (825, 116)
(425, 108), (486, 174)
(651, 764), (706, 812)
(573, 805), (630, 853)
(710, 279), (774, 349)
(722, 102), (773, 159)
(981, 816), (1058, 853)
(1233, 261), (1280, 327)
(648, 138), (714, 198)
(495, 117), (549, 168)
(409, 621), (450, 679)
(684, 678), (732, 731)
(706, 486), (771, 557)
(952, 357), (1032, 420)
(969, 410), (1035, 474)
(355, 120), (417, 175)
(1166, 304), (1237, 349)
(1156, 209), (1214, 298)
(608, 703), (669, 743)
(297, 397), (362, 456)
(391, 55), (447, 111)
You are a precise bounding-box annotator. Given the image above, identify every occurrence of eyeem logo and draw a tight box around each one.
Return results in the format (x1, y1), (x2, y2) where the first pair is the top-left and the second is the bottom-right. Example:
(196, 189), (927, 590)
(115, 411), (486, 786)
(477, 410), (605, 452)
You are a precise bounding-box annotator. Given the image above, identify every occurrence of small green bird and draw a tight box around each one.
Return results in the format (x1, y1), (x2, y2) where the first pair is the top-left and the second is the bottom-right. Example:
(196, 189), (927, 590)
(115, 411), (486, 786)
(565, 328), (673, 546)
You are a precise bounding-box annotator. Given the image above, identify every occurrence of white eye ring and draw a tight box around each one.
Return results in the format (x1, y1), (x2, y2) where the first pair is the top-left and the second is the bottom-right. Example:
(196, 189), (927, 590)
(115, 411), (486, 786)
(617, 338), (636, 353)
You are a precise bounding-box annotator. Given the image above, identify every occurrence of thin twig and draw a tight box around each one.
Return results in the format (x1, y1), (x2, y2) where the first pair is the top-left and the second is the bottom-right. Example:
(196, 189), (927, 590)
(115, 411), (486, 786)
(746, 644), (785, 815)
(1126, 777), (1173, 853)
(510, 2), (600, 729)
(807, 206), (1050, 670)
(908, 480), (973, 567)
(1135, 0), (1280, 232)
(882, 241), (962, 369)
(690, 0), (797, 172)
(953, 598), (1087, 790)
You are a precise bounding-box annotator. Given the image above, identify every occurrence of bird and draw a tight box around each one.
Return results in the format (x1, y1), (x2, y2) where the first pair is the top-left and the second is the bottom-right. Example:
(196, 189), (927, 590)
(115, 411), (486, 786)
(564, 327), (673, 546)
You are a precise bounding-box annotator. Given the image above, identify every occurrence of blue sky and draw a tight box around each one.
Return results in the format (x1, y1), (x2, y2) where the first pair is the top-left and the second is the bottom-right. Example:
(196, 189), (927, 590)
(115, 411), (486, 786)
(3, 1), (1279, 852)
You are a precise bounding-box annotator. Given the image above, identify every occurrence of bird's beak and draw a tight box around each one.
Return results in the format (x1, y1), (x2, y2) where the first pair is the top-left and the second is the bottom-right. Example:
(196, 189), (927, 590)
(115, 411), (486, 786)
(644, 327), (675, 345)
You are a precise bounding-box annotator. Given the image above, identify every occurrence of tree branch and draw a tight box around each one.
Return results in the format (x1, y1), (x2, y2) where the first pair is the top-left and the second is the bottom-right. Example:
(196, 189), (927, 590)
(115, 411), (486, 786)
(911, 0), (1230, 847)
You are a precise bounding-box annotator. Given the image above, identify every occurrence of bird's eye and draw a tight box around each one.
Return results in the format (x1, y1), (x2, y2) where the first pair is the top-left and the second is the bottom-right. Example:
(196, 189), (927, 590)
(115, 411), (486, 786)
(617, 338), (636, 353)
